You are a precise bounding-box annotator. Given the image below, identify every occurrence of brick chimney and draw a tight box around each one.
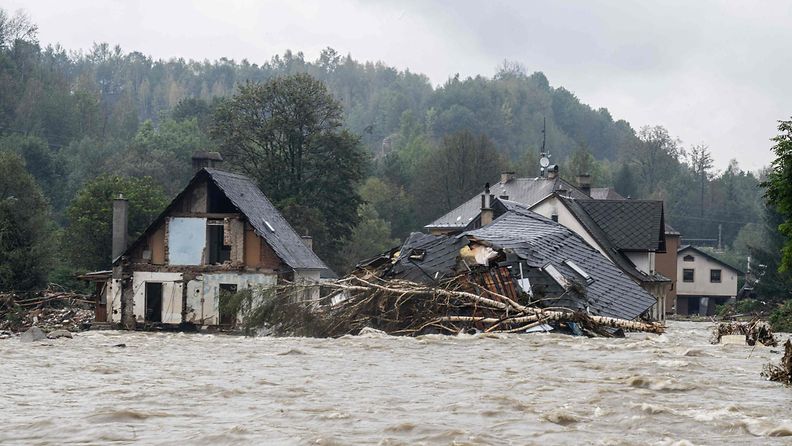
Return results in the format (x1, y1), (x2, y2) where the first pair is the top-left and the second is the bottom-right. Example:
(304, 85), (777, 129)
(500, 171), (515, 184)
(192, 151), (224, 172)
(112, 194), (128, 262)
(576, 173), (592, 197)
(301, 235), (313, 250)
(480, 183), (494, 226)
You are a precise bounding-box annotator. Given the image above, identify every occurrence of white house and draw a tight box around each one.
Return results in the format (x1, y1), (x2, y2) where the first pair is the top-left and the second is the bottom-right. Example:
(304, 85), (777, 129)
(676, 245), (742, 316)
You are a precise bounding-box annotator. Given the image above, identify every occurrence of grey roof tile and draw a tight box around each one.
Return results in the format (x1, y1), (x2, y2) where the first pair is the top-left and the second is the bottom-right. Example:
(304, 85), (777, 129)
(575, 199), (664, 251)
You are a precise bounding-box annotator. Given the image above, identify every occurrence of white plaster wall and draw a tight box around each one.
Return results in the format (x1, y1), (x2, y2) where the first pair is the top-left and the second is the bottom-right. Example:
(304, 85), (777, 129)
(677, 250), (738, 297)
(131, 272), (183, 323)
(109, 278), (122, 323)
(531, 197), (610, 259)
(626, 252), (652, 274)
(294, 269), (322, 301)
(185, 273), (277, 326)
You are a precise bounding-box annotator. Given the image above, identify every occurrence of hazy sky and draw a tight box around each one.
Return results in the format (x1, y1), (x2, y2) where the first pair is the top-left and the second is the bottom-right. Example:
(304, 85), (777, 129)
(5, 0), (791, 171)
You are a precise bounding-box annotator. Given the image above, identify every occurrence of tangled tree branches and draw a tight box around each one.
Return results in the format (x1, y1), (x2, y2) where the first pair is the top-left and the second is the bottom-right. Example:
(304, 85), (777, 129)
(763, 340), (792, 385)
(237, 275), (664, 337)
(711, 319), (778, 346)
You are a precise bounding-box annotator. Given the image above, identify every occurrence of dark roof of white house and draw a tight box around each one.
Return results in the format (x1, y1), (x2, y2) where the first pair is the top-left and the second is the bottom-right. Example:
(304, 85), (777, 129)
(425, 176), (589, 230)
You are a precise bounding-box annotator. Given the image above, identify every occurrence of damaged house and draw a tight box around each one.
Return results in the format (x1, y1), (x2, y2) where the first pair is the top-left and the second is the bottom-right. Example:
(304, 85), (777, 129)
(358, 198), (658, 325)
(84, 153), (330, 329)
(425, 170), (672, 319)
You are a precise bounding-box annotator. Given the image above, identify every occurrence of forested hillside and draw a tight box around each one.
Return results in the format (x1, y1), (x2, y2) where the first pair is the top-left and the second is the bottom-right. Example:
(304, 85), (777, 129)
(0, 10), (781, 294)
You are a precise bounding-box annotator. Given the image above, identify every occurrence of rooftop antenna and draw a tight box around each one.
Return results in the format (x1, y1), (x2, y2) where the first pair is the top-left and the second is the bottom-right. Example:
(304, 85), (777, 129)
(539, 116), (550, 177)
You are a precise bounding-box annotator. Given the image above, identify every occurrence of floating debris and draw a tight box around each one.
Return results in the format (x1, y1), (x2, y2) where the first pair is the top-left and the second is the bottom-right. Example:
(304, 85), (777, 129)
(0, 289), (94, 334)
(763, 340), (792, 384)
(711, 320), (777, 346)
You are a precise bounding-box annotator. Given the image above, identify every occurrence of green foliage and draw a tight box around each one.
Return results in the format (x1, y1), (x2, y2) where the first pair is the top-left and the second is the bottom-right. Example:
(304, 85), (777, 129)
(763, 117), (792, 273)
(338, 204), (400, 274)
(769, 300), (792, 333)
(0, 152), (53, 291)
(412, 130), (507, 223)
(64, 175), (168, 271)
(211, 74), (367, 269)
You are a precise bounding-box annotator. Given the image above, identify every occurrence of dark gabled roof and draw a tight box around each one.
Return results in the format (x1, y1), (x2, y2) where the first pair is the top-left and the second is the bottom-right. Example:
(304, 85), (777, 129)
(574, 199), (665, 252)
(678, 245), (744, 274)
(425, 176), (589, 230)
(386, 232), (470, 283)
(558, 196), (669, 284)
(464, 201), (658, 320)
(589, 187), (625, 200)
(204, 169), (328, 270)
(119, 168), (329, 272)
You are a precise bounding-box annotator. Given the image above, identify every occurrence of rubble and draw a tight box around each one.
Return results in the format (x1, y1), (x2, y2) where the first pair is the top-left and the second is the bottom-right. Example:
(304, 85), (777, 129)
(711, 320), (777, 346)
(19, 326), (46, 342)
(763, 339), (792, 385)
(0, 289), (94, 334)
(241, 273), (664, 338)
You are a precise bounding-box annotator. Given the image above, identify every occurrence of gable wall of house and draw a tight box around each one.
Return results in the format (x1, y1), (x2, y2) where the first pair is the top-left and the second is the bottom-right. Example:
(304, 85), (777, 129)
(531, 196), (610, 259)
(676, 249), (738, 298)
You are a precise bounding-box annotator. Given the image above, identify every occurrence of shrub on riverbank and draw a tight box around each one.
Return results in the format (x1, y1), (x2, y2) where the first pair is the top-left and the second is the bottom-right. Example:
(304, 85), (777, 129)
(769, 300), (792, 332)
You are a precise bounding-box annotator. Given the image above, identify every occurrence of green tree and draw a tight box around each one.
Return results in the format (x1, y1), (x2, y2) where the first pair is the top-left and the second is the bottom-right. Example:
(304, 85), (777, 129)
(64, 175), (167, 271)
(338, 204), (400, 274)
(687, 144), (715, 218)
(0, 152), (52, 291)
(763, 117), (792, 273)
(412, 130), (507, 223)
(211, 74), (367, 268)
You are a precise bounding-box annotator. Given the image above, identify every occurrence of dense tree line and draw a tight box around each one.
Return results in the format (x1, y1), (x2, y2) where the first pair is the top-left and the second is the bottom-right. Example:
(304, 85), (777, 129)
(0, 9), (786, 300)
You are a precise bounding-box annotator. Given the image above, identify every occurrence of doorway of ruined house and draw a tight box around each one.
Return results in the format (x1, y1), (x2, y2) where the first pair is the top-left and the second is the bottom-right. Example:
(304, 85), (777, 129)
(219, 283), (238, 326)
(145, 282), (163, 323)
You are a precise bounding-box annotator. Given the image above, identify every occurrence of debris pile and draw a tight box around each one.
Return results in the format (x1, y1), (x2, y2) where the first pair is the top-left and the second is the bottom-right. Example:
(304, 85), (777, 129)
(243, 273), (665, 337)
(0, 290), (94, 333)
(763, 339), (792, 384)
(711, 320), (778, 346)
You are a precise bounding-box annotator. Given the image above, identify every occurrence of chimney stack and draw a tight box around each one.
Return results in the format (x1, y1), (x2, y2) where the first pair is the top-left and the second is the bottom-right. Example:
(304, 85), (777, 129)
(191, 151), (224, 172)
(576, 173), (592, 197)
(480, 183), (494, 227)
(500, 171), (515, 184)
(112, 194), (129, 262)
(546, 164), (559, 180)
(301, 235), (313, 250)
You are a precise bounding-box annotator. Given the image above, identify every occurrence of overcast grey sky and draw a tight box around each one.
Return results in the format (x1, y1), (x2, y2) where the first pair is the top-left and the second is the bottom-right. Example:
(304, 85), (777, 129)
(5, 0), (790, 171)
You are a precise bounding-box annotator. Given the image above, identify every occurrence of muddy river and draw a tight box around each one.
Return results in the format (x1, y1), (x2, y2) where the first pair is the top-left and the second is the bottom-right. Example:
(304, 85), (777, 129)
(1, 321), (791, 445)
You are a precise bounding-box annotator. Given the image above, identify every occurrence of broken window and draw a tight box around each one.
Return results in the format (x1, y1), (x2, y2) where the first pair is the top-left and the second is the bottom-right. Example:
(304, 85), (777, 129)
(169, 217), (207, 265)
(564, 259), (594, 284)
(543, 263), (571, 290)
(208, 220), (231, 264)
(219, 283), (238, 326)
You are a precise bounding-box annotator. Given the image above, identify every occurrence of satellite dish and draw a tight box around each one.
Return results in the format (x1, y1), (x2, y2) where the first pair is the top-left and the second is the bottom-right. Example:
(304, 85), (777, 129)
(540, 156), (550, 168)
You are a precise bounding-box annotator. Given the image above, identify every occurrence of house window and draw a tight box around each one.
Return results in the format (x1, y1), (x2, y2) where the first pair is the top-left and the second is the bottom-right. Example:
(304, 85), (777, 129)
(683, 255), (694, 262)
(683, 269), (694, 282)
(208, 221), (231, 264)
(551, 213), (558, 222)
(710, 269), (721, 283)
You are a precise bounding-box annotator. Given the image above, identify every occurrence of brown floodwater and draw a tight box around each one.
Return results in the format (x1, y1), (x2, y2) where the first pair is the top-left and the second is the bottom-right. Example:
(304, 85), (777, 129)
(1, 321), (791, 445)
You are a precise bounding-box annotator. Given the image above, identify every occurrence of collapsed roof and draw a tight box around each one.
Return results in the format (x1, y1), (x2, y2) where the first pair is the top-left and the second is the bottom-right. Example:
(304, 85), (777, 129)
(376, 201), (658, 321)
